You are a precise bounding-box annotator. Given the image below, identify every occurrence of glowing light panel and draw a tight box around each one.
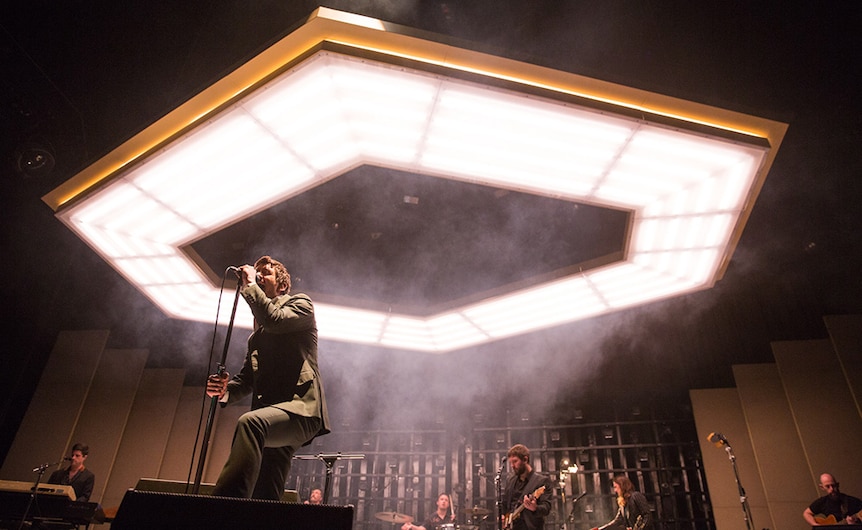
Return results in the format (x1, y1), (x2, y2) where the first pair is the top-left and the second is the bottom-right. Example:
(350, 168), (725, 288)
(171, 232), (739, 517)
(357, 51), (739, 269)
(46, 8), (783, 353)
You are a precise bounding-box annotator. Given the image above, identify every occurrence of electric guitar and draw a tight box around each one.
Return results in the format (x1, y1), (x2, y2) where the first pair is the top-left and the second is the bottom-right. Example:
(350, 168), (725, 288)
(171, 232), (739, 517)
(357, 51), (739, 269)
(503, 485), (546, 530)
(630, 514), (646, 530)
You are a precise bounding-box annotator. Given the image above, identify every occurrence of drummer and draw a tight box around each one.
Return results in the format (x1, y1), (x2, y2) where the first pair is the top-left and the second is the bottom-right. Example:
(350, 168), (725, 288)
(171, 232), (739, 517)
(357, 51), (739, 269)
(402, 492), (456, 530)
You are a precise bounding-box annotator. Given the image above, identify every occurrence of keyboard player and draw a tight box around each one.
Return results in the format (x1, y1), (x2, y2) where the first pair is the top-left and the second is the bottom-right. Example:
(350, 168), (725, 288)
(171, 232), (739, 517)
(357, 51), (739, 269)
(47, 443), (95, 503)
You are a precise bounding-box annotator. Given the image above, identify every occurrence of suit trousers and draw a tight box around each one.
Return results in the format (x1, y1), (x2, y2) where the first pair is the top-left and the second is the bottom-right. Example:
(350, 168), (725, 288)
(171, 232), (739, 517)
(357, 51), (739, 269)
(212, 406), (321, 500)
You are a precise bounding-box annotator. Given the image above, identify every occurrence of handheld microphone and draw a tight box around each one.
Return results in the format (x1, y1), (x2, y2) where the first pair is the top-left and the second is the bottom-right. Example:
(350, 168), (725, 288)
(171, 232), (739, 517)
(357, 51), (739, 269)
(707, 432), (728, 447)
(227, 266), (262, 285)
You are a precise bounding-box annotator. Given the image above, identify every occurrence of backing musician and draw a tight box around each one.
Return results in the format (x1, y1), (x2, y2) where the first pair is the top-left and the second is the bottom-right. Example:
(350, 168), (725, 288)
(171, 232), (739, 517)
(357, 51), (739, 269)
(502, 444), (552, 530)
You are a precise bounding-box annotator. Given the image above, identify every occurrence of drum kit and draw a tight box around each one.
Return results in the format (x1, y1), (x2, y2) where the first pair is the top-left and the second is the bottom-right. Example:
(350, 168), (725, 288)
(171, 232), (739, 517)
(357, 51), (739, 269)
(374, 506), (490, 529)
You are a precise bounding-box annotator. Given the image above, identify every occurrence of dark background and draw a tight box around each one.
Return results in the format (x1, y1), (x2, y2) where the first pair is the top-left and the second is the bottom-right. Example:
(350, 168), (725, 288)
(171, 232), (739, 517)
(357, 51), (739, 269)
(2, 1), (860, 466)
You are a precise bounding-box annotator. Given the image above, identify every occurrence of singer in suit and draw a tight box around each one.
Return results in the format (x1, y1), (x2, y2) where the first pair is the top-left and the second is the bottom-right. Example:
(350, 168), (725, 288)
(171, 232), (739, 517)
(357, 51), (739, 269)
(207, 255), (330, 500)
(502, 444), (553, 530)
(47, 442), (95, 502)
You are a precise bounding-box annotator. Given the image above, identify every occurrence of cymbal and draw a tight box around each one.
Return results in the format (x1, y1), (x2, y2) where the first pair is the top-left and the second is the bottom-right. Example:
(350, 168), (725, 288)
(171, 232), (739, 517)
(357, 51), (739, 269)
(375, 511), (414, 524)
(461, 506), (491, 516)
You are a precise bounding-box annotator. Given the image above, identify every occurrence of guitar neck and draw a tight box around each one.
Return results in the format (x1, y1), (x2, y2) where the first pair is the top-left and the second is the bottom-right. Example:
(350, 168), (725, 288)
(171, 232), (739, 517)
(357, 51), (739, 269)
(510, 502), (527, 519)
(504, 485), (545, 529)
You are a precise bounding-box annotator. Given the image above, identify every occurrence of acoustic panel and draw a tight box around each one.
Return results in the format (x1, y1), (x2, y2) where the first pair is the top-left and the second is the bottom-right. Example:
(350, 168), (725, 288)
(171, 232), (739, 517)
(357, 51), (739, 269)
(733, 363), (813, 530)
(158, 386), (206, 481)
(111, 489), (353, 530)
(690, 387), (772, 530)
(823, 314), (862, 415)
(102, 368), (186, 511)
(773, 339), (862, 495)
(69, 347), (149, 504)
(0, 330), (108, 481)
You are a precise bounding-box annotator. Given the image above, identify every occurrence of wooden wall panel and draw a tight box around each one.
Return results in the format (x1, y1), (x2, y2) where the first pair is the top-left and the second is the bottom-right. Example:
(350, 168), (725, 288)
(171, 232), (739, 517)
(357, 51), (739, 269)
(158, 385), (206, 482)
(732, 363), (814, 530)
(823, 314), (862, 417)
(0, 329), (108, 482)
(690, 387), (772, 530)
(69, 347), (148, 504)
(156, 386), (245, 485)
(772, 339), (862, 498)
(101, 368), (185, 512)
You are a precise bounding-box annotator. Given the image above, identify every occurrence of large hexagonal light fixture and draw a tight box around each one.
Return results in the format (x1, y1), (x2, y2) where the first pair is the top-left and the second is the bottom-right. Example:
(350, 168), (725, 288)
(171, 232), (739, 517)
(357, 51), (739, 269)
(43, 8), (787, 353)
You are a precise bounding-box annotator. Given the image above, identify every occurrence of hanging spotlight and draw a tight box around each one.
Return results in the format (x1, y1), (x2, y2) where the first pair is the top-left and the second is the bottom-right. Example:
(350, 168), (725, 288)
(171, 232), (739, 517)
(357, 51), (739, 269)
(15, 140), (56, 178)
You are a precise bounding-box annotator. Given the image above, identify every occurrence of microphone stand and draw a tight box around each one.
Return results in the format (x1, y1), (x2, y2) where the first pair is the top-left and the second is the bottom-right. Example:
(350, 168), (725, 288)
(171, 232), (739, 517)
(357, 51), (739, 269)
(722, 441), (754, 530)
(558, 472), (568, 530)
(18, 461), (61, 530)
(566, 491), (587, 530)
(192, 280), (242, 494)
(293, 452), (364, 504)
(495, 460), (505, 530)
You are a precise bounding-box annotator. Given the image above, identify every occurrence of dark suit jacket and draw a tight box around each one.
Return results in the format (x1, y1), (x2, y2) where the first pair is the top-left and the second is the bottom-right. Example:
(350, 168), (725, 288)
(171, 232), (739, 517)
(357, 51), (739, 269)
(223, 286), (330, 443)
(502, 470), (553, 530)
(47, 467), (95, 502)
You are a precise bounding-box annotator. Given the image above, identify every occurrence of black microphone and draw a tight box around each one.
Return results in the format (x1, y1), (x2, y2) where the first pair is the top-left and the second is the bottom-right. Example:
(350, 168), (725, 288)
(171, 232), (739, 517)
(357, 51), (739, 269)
(227, 266), (263, 285)
(707, 432), (728, 447)
(63, 456), (73, 461)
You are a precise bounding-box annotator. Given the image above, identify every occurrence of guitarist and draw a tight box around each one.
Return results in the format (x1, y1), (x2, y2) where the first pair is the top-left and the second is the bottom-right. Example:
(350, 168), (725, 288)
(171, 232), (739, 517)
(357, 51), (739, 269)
(803, 473), (862, 526)
(502, 444), (553, 530)
(591, 475), (652, 530)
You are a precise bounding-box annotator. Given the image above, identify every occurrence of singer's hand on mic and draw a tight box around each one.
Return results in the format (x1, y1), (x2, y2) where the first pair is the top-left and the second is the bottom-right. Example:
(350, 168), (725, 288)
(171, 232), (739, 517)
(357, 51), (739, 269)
(235, 264), (257, 287)
(206, 372), (229, 398)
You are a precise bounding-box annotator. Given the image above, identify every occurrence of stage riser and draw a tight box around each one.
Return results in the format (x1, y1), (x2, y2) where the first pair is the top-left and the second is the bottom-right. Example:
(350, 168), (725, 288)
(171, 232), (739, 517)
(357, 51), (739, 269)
(111, 490), (353, 530)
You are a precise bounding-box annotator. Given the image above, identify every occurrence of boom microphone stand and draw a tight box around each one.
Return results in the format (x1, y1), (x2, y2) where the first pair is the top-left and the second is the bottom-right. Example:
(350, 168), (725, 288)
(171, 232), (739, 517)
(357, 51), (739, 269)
(566, 491), (587, 529)
(709, 432), (754, 530)
(558, 458), (583, 530)
(293, 452), (365, 503)
(18, 460), (62, 530)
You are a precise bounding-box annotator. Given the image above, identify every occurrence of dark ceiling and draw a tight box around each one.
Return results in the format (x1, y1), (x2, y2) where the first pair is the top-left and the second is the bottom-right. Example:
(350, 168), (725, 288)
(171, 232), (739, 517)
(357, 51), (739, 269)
(1, 2), (861, 463)
(191, 165), (628, 313)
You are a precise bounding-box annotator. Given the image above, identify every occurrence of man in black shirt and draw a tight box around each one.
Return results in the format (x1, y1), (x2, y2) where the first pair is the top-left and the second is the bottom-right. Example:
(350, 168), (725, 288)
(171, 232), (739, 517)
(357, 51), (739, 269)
(803, 473), (862, 526)
(47, 442), (95, 502)
(501, 444), (552, 530)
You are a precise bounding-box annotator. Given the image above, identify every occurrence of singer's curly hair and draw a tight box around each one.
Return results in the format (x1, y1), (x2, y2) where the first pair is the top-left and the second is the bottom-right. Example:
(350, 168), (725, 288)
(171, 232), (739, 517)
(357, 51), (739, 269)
(255, 255), (291, 294)
(71, 442), (89, 456)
